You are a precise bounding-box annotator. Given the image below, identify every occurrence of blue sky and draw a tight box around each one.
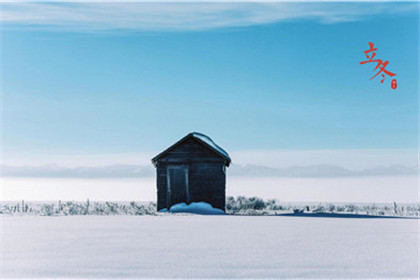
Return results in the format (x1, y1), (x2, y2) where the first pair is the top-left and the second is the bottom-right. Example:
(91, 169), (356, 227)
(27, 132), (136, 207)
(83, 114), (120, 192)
(2, 2), (419, 165)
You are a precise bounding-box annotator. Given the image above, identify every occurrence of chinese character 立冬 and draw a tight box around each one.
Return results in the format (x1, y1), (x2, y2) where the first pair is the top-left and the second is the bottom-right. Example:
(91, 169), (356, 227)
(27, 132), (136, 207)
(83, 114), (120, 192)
(360, 42), (396, 84)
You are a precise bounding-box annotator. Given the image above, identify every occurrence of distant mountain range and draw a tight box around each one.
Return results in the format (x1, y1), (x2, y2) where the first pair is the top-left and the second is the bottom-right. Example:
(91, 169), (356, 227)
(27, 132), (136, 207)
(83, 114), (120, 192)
(2, 163), (417, 178)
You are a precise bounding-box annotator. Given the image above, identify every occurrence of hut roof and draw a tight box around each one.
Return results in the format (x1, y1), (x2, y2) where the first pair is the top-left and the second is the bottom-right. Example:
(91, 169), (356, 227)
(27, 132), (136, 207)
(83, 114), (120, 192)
(151, 132), (231, 166)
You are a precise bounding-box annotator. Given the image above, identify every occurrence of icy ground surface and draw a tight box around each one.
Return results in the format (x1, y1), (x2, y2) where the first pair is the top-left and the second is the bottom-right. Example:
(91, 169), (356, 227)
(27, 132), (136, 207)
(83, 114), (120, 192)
(2, 215), (419, 278)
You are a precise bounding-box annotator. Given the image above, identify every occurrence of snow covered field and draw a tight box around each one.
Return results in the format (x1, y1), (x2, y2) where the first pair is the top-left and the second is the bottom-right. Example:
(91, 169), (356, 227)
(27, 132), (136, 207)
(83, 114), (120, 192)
(2, 215), (419, 278)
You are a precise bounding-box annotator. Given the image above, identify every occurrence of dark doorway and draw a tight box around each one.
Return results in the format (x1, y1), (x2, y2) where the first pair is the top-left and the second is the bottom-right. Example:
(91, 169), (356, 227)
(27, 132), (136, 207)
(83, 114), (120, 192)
(167, 166), (189, 208)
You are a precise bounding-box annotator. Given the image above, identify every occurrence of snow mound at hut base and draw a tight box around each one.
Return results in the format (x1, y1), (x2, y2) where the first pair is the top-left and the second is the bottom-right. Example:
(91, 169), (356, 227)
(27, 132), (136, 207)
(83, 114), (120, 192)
(160, 202), (225, 215)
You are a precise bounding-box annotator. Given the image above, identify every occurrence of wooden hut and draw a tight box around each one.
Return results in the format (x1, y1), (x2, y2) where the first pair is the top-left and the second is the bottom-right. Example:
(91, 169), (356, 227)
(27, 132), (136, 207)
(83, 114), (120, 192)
(151, 132), (231, 211)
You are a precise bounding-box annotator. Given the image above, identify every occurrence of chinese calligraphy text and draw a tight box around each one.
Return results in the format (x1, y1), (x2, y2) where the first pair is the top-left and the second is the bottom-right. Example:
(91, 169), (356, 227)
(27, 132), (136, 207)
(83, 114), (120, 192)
(360, 42), (397, 89)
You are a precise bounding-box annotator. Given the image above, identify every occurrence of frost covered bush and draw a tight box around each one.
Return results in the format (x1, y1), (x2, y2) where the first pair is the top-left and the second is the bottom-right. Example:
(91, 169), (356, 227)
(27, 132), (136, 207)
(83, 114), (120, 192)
(226, 196), (286, 215)
(327, 204), (336, 213)
(128, 202), (156, 215)
(0, 200), (158, 216)
(226, 196), (267, 214)
(1, 198), (419, 217)
(226, 197), (420, 216)
(265, 199), (284, 211)
(312, 204), (326, 213)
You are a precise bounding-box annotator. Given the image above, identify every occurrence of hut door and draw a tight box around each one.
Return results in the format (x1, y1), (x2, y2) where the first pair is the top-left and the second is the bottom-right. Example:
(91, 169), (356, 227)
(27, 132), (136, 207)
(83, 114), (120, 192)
(167, 166), (189, 208)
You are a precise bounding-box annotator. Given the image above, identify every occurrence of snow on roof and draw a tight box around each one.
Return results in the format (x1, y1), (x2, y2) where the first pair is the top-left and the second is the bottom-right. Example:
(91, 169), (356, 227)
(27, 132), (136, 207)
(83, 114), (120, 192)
(191, 132), (231, 162)
(151, 132), (231, 166)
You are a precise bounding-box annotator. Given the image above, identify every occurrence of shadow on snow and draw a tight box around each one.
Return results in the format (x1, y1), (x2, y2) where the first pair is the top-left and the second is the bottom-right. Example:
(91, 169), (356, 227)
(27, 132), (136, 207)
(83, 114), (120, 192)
(275, 212), (418, 219)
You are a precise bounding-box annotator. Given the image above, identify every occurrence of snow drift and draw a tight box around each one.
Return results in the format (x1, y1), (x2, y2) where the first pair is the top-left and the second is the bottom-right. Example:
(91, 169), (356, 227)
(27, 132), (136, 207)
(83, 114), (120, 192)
(161, 202), (225, 215)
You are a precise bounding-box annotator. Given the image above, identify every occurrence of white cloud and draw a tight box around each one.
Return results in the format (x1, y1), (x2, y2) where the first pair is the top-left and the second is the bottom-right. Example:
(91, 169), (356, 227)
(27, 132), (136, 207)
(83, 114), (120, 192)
(1, 2), (418, 32)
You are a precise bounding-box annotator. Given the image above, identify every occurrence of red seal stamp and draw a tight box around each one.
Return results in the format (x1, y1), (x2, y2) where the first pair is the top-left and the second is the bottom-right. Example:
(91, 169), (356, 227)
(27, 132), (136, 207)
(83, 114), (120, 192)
(391, 79), (397, 89)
